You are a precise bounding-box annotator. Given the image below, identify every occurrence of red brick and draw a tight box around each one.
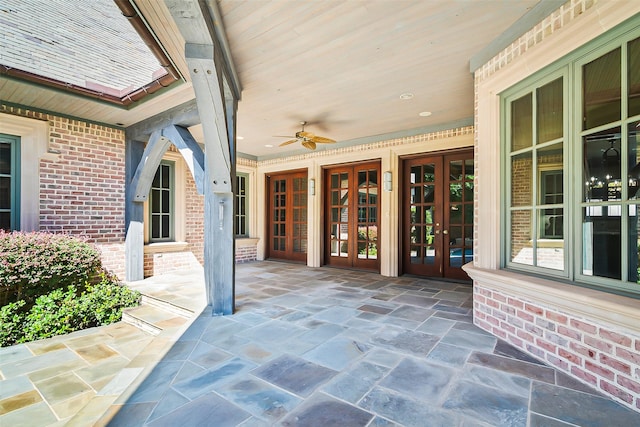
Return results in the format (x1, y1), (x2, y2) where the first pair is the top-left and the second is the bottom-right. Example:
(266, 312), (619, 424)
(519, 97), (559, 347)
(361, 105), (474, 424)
(585, 360), (614, 380)
(517, 310), (534, 322)
(525, 303), (544, 316)
(517, 329), (534, 343)
(571, 366), (597, 386)
(508, 297), (524, 310)
(487, 299), (499, 309)
(493, 328), (507, 339)
(584, 336), (613, 354)
(507, 335), (523, 349)
(558, 325), (581, 341)
(599, 354), (631, 375)
(617, 376), (640, 394)
(559, 348), (582, 365)
(536, 338), (557, 354)
(570, 319), (597, 334)
(546, 311), (568, 324)
(600, 380), (634, 404)
(547, 354), (568, 370)
(569, 341), (596, 359)
(493, 293), (507, 303)
(616, 347), (640, 365)
(600, 329), (632, 347)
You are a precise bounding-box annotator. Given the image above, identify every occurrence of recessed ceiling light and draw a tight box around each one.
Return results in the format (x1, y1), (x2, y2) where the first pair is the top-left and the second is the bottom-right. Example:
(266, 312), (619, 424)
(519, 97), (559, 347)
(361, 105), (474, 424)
(419, 111), (432, 117)
(399, 93), (414, 100)
(264, 144), (273, 148)
(237, 136), (244, 140)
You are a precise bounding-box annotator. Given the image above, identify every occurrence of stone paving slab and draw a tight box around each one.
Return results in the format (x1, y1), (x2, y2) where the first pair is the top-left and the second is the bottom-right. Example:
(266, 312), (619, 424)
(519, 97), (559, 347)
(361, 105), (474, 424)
(1, 261), (639, 427)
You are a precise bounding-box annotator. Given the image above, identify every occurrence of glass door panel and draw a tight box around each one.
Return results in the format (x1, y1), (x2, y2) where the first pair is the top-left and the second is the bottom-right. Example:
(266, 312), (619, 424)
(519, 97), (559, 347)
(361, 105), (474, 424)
(325, 162), (380, 270)
(267, 171), (308, 262)
(403, 150), (474, 280)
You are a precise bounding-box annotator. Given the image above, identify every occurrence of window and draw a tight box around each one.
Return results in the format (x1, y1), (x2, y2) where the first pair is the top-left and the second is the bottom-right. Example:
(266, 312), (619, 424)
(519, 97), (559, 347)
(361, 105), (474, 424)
(149, 160), (174, 242)
(235, 173), (248, 237)
(504, 27), (639, 295)
(0, 134), (20, 231)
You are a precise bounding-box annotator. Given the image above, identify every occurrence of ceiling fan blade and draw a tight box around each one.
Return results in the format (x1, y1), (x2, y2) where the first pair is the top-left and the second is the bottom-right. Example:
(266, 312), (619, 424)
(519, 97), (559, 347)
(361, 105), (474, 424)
(301, 141), (316, 150)
(310, 136), (336, 143)
(279, 139), (299, 147)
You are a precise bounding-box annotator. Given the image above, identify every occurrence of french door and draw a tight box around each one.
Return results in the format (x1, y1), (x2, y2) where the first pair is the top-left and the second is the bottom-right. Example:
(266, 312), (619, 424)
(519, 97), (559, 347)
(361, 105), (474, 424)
(403, 151), (474, 280)
(324, 162), (380, 271)
(266, 170), (308, 262)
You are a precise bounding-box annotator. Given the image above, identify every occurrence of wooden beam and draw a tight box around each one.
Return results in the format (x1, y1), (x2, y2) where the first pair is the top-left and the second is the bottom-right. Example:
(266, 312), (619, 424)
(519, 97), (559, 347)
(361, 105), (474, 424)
(125, 138), (146, 281)
(164, 0), (240, 315)
(126, 98), (199, 142)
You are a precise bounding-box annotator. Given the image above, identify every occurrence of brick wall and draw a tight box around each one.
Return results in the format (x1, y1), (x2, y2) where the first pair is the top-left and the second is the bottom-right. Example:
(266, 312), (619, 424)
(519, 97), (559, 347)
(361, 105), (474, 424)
(1, 105), (128, 277)
(185, 166), (205, 265)
(236, 244), (257, 263)
(474, 285), (640, 410)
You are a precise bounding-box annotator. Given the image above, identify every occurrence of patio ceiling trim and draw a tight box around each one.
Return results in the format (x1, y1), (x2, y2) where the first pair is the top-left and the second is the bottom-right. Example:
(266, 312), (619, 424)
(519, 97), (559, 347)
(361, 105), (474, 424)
(469, 0), (566, 72)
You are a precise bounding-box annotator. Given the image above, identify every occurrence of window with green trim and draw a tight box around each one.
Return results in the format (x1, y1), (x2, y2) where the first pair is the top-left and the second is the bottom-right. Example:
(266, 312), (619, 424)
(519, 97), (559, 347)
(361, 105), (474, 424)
(235, 173), (248, 237)
(0, 134), (20, 231)
(149, 160), (174, 242)
(503, 25), (639, 295)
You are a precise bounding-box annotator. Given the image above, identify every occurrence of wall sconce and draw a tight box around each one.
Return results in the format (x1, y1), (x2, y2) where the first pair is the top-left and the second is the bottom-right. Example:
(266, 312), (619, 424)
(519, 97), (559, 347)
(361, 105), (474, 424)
(309, 178), (316, 195)
(383, 171), (392, 192)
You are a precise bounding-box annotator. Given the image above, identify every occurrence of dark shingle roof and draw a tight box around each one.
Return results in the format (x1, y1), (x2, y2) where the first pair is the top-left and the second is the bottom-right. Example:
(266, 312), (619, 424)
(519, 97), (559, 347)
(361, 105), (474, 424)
(0, 0), (165, 96)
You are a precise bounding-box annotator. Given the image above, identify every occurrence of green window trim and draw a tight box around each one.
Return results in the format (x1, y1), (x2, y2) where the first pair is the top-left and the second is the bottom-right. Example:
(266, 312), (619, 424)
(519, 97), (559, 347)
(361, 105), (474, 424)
(149, 160), (175, 242)
(0, 134), (21, 231)
(501, 20), (640, 296)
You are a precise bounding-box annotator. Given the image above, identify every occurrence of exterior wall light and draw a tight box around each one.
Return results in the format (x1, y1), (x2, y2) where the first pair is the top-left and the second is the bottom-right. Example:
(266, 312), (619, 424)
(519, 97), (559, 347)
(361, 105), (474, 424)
(383, 171), (392, 192)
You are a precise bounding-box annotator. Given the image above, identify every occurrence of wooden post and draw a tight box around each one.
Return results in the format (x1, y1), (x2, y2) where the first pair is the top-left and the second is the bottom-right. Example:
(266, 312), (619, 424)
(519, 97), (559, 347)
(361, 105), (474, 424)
(125, 138), (145, 281)
(164, 0), (240, 315)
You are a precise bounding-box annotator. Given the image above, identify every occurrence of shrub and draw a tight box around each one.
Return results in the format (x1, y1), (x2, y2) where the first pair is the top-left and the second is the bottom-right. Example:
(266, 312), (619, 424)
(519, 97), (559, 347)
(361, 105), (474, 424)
(0, 300), (26, 346)
(0, 231), (102, 306)
(0, 274), (140, 347)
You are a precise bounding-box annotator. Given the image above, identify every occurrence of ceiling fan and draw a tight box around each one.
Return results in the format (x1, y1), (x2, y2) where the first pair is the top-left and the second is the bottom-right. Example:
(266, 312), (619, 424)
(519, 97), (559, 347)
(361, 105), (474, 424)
(276, 121), (336, 150)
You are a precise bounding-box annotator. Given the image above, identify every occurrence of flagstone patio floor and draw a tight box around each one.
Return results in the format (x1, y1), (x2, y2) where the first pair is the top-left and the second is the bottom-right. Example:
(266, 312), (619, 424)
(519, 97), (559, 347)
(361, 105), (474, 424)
(1, 261), (638, 426)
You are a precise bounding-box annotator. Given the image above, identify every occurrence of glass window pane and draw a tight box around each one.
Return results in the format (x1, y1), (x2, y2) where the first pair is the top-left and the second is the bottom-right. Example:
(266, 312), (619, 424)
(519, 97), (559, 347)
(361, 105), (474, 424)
(629, 204), (639, 284)
(358, 171), (366, 187)
(331, 173), (338, 189)
(583, 128), (621, 202)
(0, 143), (10, 175)
(537, 77), (563, 144)
(511, 152), (533, 207)
(464, 204), (473, 224)
(583, 48), (621, 130)
(151, 216), (160, 239)
(629, 121), (640, 200)
(369, 170), (377, 185)
(511, 93), (533, 151)
(410, 166), (421, 184)
(151, 189), (160, 212)
(511, 210), (533, 265)
(450, 160), (463, 181)
(0, 177), (10, 209)
(424, 184), (435, 203)
(162, 191), (170, 213)
(161, 165), (170, 188)
(450, 205), (462, 223)
(162, 216), (170, 238)
(450, 183), (462, 202)
(423, 164), (435, 183)
(628, 37), (640, 117)
(583, 207), (621, 280)
(0, 212), (10, 231)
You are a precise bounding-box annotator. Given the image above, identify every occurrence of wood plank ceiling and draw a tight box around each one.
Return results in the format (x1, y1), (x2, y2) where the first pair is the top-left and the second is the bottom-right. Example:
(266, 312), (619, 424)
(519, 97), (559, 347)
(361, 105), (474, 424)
(1, 0), (542, 159)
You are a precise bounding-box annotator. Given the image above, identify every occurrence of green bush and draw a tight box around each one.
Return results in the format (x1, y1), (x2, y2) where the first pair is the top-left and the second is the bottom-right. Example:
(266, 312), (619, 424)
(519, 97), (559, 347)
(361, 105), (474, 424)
(0, 274), (140, 347)
(0, 231), (102, 307)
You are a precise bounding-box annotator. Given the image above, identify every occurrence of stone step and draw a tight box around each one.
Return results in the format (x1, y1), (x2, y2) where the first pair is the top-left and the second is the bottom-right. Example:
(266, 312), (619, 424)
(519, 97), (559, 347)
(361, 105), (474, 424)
(140, 294), (194, 319)
(122, 304), (189, 336)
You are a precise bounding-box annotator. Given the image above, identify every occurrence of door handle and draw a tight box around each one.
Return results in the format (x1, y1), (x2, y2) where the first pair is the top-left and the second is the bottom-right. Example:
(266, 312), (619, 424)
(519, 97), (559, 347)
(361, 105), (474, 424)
(442, 230), (448, 235)
(435, 230), (440, 234)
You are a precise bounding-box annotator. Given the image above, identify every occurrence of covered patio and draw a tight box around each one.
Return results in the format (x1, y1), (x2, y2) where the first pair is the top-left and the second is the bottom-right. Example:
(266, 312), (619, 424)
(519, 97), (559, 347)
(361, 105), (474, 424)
(1, 262), (638, 426)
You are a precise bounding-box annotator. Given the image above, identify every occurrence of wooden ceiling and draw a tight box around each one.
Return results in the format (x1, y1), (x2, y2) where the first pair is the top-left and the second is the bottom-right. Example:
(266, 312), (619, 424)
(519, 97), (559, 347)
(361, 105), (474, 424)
(1, 0), (545, 159)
